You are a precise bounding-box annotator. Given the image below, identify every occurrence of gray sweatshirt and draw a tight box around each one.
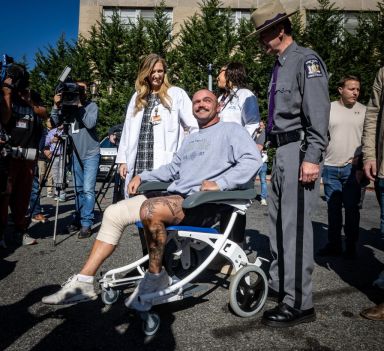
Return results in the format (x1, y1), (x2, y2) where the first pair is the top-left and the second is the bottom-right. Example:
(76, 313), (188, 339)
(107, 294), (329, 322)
(140, 121), (262, 195)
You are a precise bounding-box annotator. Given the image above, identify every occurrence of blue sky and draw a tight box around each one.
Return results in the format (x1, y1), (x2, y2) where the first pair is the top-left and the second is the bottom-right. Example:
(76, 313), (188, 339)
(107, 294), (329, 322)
(0, 0), (80, 69)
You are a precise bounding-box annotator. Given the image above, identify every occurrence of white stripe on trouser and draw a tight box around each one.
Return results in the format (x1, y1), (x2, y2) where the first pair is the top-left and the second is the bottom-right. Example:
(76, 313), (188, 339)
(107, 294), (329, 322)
(96, 195), (147, 245)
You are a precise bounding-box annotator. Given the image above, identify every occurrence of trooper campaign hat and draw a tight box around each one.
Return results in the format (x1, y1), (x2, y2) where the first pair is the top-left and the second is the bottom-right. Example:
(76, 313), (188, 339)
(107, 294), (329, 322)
(248, 0), (298, 37)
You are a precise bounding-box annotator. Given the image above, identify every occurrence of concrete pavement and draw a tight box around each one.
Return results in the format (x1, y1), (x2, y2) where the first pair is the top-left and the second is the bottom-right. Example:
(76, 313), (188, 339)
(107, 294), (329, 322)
(0, 182), (383, 350)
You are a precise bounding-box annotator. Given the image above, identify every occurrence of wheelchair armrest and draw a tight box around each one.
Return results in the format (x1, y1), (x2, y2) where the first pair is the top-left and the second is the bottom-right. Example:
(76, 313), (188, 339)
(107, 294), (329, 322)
(182, 188), (257, 209)
(137, 181), (171, 193)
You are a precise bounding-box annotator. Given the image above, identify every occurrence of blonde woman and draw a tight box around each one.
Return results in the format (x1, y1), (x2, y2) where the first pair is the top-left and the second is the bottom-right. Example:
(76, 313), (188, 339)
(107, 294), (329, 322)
(118, 53), (198, 196)
(42, 54), (198, 305)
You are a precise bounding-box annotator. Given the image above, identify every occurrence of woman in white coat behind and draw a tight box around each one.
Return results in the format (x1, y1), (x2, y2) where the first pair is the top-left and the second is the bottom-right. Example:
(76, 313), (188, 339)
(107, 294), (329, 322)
(216, 62), (261, 254)
(41, 54), (198, 305)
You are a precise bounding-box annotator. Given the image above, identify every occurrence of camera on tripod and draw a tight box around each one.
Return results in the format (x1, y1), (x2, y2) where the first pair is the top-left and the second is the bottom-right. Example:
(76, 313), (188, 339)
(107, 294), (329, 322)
(55, 66), (85, 124)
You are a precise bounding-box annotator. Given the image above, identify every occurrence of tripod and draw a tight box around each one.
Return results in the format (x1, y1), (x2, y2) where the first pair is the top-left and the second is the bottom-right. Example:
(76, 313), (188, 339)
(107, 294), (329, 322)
(96, 157), (124, 205)
(27, 123), (101, 245)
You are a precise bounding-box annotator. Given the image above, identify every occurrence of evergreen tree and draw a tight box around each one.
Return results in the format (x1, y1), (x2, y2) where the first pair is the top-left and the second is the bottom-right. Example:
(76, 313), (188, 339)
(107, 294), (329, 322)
(145, 1), (174, 58)
(300, 0), (345, 100)
(84, 11), (134, 135)
(236, 17), (274, 120)
(28, 0), (384, 136)
(30, 35), (76, 107)
(168, 0), (238, 95)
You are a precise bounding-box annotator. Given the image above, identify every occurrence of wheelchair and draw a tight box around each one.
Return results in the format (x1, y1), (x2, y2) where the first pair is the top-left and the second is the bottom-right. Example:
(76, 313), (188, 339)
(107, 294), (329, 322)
(99, 182), (269, 336)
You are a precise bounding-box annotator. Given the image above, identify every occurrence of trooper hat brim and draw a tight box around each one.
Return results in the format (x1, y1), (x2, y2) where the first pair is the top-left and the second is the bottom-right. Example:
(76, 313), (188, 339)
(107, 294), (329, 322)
(247, 10), (298, 38)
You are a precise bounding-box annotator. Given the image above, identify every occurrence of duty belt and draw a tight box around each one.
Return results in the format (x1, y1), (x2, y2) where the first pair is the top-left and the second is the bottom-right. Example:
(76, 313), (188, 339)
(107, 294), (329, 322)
(267, 129), (305, 148)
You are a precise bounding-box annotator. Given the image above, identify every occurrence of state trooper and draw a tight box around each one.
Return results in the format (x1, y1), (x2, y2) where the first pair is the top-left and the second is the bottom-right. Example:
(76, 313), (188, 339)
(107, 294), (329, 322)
(249, 0), (330, 327)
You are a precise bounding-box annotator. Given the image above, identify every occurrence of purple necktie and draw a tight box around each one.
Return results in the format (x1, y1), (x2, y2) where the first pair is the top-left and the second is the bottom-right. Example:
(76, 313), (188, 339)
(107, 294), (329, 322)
(267, 60), (279, 134)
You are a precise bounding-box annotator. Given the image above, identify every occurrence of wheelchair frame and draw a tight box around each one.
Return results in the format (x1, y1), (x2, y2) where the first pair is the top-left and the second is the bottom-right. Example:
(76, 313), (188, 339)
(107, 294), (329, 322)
(99, 183), (269, 334)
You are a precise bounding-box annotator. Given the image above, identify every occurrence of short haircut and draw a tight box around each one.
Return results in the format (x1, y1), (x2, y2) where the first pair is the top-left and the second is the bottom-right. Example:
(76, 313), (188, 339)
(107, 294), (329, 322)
(282, 18), (292, 35)
(337, 75), (360, 88)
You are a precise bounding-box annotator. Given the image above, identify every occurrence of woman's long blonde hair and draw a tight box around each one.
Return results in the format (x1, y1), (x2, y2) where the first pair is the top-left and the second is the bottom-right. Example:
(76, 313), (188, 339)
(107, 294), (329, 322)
(134, 54), (172, 114)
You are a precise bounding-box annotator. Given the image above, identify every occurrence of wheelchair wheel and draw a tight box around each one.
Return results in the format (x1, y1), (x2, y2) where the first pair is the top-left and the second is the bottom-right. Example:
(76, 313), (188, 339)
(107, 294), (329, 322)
(101, 287), (121, 305)
(164, 239), (201, 279)
(141, 312), (160, 336)
(229, 265), (268, 318)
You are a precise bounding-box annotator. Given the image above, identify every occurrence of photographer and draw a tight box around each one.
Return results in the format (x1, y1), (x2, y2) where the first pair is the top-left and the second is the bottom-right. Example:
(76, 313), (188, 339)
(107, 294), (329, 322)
(50, 81), (100, 239)
(106, 124), (122, 147)
(0, 67), (47, 246)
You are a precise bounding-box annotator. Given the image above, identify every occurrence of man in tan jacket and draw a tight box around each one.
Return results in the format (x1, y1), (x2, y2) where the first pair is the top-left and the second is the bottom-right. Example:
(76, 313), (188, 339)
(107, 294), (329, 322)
(361, 67), (384, 321)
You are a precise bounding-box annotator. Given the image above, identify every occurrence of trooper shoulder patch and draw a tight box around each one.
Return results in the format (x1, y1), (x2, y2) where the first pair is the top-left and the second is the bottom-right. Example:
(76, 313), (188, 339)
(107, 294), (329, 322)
(304, 58), (323, 79)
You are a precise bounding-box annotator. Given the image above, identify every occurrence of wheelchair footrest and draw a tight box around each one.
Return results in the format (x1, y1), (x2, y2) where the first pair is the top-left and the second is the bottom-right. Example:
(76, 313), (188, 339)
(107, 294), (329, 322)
(182, 283), (210, 298)
(151, 283), (210, 306)
(135, 221), (219, 234)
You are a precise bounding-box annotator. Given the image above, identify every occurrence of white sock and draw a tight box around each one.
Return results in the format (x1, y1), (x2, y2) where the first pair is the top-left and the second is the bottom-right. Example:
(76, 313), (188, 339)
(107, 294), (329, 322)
(77, 274), (94, 283)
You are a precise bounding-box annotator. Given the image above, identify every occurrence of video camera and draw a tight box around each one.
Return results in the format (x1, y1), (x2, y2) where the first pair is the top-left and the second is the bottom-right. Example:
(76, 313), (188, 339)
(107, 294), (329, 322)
(0, 54), (29, 92)
(55, 66), (85, 124)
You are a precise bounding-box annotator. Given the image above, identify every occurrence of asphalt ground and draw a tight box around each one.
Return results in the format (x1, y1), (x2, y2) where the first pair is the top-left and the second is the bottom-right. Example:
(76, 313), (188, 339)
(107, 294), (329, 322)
(0, 181), (383, 351)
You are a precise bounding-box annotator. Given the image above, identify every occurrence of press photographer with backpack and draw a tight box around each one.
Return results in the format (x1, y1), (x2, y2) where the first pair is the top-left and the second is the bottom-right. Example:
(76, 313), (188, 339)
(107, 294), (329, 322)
(0, 61), (47, 247)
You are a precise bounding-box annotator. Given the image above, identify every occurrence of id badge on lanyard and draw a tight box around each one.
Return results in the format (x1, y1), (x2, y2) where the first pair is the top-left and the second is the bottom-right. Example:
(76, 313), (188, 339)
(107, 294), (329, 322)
(16, 116), (32, 130)
(151, 105), (162, 125)
(71, 121), (80, 134)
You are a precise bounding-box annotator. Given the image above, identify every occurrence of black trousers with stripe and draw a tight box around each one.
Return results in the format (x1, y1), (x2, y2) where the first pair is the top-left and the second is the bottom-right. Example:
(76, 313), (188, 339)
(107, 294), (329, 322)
(268, 140), (321, 310)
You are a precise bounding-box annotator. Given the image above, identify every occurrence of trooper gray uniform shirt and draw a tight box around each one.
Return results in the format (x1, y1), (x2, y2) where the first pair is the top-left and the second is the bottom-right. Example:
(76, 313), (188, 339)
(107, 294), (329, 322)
(268, 41), (330, 311)
(269, 41), (329, 162)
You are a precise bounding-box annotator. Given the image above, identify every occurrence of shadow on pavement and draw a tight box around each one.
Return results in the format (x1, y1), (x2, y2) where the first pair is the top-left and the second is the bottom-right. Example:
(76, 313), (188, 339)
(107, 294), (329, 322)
(314, 221), (384, 305)
(0, 285), (177, 351)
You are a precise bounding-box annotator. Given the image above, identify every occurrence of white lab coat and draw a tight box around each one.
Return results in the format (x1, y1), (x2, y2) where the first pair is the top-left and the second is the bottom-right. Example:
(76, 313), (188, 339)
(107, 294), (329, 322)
(218, 87), (260, 136)
(116, 86), (198, 195)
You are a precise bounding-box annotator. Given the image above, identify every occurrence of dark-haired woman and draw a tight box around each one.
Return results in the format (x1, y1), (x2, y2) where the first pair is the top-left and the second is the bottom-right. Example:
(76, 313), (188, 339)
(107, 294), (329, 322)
(217, 62), (260, 136)
(216, 62), (261, 254)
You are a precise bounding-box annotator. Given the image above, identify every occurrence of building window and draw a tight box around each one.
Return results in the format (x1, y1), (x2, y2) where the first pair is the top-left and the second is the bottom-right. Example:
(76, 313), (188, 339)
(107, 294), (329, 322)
(232, 10), (251, 25)
(103, 7), (173, 25)
(306, 10), (375, 34)
(229, 9), (251, 26)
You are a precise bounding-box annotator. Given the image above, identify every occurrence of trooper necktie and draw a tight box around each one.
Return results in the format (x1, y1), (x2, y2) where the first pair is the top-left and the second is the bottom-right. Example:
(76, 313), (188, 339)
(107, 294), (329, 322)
(267, 60), (280, 134)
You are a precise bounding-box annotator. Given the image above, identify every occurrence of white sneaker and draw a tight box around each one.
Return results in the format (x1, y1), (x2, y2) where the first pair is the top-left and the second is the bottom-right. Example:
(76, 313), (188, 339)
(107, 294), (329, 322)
(42, 275), (97, 305)
(22, 234), (37, 246)
(260, 199), (268, 206)
(125, 269), (171, 312)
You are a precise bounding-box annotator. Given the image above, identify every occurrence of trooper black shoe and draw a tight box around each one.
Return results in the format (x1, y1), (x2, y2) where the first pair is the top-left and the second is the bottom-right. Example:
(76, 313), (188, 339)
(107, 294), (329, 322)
(316, 243), (342, 257)
(262, 303), (316, 328)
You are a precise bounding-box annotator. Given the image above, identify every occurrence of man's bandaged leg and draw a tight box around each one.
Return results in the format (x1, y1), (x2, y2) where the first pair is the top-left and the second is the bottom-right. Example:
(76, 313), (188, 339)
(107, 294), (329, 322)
(97, 195), (147, 245)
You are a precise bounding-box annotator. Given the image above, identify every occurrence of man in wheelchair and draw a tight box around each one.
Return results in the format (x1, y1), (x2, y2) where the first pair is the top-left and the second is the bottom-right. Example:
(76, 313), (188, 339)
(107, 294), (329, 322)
(42, 89), (262, 309)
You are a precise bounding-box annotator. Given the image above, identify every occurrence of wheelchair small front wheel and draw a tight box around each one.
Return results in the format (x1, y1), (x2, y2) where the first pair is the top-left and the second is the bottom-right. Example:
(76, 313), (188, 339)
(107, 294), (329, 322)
(101, 287), (121, 305)
(141, 312), (160, 336)
(229, 265), (268, 318)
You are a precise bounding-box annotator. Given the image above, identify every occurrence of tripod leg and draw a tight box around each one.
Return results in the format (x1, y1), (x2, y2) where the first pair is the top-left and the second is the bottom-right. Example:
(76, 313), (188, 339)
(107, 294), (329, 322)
(27, 140), (60, 229)
(53, 198), (60, 246)
(98, 166), (116, 205)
